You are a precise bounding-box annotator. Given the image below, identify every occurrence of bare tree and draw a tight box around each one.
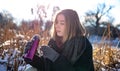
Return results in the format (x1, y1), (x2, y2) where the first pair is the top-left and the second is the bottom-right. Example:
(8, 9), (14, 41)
(85, 3), (114, 35)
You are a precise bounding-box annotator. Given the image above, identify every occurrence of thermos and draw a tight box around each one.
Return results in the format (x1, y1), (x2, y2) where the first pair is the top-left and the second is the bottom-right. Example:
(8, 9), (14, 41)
(24, 35), (40, 61)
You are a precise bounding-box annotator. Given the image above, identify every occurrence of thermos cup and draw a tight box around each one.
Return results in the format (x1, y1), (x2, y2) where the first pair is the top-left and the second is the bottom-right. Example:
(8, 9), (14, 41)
(24, 35), (40, 61)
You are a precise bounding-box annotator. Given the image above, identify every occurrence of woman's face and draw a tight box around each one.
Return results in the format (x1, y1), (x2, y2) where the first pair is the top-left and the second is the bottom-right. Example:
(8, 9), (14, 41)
(55, 14), (66, 37)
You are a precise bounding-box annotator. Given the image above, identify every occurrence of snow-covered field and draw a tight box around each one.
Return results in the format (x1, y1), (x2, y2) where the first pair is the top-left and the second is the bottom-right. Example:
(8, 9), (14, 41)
(88, 35), (120, 48)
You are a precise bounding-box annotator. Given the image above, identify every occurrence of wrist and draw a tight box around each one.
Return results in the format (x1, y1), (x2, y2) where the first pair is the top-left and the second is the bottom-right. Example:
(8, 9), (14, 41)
(51, 53), (59, 62)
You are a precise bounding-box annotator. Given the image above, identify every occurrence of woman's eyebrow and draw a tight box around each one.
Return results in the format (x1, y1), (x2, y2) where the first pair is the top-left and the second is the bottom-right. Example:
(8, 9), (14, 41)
(59, 20), (65, 22)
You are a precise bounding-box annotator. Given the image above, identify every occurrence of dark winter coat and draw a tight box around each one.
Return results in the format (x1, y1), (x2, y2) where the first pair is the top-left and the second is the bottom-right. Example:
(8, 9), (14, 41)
(24, 36), (94, 71)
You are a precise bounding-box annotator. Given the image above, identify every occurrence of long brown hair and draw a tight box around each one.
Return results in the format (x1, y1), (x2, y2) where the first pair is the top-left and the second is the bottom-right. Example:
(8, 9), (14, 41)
(51, 9), (86, 43)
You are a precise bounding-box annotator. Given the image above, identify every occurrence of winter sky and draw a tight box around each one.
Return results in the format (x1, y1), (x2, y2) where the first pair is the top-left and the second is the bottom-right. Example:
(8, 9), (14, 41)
(0, 0), (120, 26)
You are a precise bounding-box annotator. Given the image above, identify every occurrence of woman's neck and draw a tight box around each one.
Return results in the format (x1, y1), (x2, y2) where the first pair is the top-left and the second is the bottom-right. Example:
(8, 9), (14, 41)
(56, 37), (63, 48)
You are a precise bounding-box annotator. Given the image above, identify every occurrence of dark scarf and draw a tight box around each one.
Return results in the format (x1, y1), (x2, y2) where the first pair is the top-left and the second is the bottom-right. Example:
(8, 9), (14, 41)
(48, 36), (86, 65)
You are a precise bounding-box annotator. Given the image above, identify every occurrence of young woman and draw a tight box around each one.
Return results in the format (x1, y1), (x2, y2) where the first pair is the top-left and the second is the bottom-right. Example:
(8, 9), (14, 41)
(24, 9), (94, 71)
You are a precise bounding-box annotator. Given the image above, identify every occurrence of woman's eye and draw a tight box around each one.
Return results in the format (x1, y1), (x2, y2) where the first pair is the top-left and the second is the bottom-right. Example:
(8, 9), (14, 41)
(60, 22), (65, 25)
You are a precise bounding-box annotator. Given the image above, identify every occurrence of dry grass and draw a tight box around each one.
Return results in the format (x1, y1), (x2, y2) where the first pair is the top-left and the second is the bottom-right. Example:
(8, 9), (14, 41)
(93, 44), (120, 71)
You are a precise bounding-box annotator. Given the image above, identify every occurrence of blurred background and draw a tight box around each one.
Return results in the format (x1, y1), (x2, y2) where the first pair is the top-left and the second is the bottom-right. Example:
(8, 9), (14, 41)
(0, 0), (120, 71)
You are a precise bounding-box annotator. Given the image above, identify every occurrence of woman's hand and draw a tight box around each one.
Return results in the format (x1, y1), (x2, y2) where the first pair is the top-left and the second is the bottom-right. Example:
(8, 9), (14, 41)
(40, 46), (59, 62)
